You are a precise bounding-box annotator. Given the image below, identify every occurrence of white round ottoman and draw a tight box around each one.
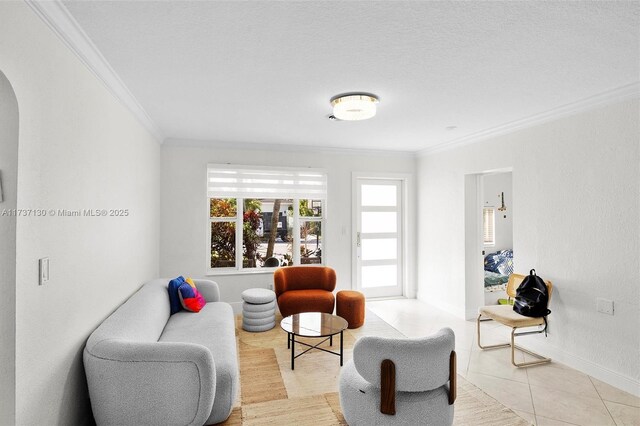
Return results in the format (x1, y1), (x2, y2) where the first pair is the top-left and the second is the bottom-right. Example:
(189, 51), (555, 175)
(241, 288), (276, 332)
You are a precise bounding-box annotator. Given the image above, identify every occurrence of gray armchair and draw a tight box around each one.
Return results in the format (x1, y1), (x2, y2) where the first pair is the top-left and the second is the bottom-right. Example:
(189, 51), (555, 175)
(339, 327), (456, 425)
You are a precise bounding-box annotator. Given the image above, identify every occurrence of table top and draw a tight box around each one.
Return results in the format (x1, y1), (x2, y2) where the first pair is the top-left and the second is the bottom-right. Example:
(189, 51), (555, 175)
(280, 312), (348, 337)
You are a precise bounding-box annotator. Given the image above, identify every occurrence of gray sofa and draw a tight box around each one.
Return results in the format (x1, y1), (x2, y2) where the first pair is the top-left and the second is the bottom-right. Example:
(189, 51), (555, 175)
(83, 278), (239, 426)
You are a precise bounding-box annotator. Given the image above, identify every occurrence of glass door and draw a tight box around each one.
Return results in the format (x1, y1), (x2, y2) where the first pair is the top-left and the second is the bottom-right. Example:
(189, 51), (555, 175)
(354, 179), (403, 298)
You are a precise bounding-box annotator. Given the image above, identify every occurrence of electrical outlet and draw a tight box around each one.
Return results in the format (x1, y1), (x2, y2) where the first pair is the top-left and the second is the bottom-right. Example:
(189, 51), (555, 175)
(596, 298), (614, 315)
(39, 257), (50, 285)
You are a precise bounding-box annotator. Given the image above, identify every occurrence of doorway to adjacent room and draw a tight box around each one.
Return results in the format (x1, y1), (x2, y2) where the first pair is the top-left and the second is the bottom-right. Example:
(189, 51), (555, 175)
(464, 169), (513, 319)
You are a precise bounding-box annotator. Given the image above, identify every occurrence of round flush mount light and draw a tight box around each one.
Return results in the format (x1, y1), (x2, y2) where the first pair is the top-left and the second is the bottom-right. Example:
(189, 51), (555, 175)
(330, 93), (379, 121)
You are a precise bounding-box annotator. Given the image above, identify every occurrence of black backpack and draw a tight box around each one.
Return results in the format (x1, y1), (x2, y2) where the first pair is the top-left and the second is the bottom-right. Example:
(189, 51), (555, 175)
(513, 269), (551, 318)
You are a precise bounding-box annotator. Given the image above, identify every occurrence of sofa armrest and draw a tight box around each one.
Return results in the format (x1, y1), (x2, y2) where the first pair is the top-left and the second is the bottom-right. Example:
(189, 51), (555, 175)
(194, 279), (221, 302)
(84, 340), (216, 426)
(273, 268), (287, 298)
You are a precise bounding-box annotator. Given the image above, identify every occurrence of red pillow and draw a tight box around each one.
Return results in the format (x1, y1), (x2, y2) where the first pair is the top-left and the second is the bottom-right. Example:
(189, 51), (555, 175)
(177, 282), (207, 313)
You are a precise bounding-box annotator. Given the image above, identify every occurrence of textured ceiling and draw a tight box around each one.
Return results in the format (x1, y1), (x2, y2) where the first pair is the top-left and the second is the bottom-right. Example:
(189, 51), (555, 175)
(61, 1), (639, 151)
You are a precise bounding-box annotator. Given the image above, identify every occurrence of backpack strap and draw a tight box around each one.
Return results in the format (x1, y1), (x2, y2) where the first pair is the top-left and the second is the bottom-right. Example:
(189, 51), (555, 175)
(542, 309), (551, 336)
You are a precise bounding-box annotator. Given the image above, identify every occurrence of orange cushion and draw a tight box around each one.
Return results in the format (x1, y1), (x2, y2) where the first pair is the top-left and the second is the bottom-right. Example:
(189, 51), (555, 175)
(277, 289), (335, 318)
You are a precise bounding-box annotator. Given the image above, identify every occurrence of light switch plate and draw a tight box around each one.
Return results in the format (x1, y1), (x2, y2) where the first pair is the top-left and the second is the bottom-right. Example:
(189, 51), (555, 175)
(596, 298), (614, 315)
(39, 257), (49, 285)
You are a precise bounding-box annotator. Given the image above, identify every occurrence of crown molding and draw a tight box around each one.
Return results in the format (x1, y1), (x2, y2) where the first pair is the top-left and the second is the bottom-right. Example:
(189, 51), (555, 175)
(163, 138), (418, 158)
(418, 82), (640, 157)
(22, 0), (639, 154)
(25, 0), (164, 142)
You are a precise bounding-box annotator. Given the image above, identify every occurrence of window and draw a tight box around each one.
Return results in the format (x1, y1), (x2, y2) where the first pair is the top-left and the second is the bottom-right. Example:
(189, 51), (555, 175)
(299, 199), (323, 265)
(483, 207), (495, 246)
(208, 165), (327, 272)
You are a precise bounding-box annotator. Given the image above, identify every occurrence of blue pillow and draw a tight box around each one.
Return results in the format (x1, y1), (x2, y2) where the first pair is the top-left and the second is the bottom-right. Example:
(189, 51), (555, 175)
(168, 276), (186, 315)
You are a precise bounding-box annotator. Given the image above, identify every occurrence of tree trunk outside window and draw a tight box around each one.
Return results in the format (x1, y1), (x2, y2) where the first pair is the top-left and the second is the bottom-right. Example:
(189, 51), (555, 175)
(266, 199), (281, 258)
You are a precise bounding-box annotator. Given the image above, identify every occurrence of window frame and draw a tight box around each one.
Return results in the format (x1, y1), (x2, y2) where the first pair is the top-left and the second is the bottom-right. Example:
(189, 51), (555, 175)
(206, 165), (327, 275)
(298, 200), (324, 266)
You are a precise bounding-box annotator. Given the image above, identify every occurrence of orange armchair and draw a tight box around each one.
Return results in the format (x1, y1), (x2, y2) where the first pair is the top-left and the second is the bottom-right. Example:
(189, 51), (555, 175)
(273, 266), (336, 317)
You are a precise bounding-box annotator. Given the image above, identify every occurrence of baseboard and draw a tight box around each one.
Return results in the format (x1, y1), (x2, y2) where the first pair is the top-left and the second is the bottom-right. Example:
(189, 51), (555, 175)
(366, 296), (407, 302)
(518, 338), (640, 397)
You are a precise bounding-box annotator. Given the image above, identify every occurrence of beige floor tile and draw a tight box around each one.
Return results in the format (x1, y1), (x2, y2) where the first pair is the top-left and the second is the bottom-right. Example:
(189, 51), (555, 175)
(394, 323), (434, 338)
(526, 363), (600, 399)
(349, 315), (404, 339)
(456, 349), (471, 378)
(473, 322), (514, 351)
(591, 377), (640, 408)
(604, 400), (640, 425)
(465, 371), (534, 413)
(514, 409), (537, 425)
(535, 415), (579, 426)
(530, 384), (615, 425)
(366, 299), (638, 426)
(455, 335), (476, 353)
(445, 323), (477, 351)
(523, 353), (571, 369)
(468, 346), (529, 383)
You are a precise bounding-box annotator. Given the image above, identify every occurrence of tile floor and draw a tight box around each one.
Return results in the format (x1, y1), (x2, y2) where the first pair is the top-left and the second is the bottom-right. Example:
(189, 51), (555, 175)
(367, 299), (640, 426)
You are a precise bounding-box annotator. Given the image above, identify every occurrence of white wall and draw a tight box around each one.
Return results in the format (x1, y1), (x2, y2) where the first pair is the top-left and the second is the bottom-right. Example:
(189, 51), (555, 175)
(0, 70), (19, 426)
(417, 98), (640, 394)
(482, 172), (513, 252)
(160, 141), (416, 309)
(0, 3), (161, 424)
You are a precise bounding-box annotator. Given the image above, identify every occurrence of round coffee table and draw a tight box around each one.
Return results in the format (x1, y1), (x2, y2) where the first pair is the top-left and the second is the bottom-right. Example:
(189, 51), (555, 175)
(280, 312), (348, 370)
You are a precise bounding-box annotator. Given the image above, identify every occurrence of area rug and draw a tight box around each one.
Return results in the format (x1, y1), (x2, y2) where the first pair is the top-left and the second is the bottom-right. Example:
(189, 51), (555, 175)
(216, 312), (530, 425)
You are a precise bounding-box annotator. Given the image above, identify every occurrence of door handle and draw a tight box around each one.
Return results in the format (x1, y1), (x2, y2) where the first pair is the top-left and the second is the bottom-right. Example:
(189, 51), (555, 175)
(357, 232), (361, 247)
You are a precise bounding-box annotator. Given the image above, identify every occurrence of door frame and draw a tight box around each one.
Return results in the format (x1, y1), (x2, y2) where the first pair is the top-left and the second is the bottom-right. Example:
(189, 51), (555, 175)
(464, 167), (513, 319)
(351, 172), (414, 299)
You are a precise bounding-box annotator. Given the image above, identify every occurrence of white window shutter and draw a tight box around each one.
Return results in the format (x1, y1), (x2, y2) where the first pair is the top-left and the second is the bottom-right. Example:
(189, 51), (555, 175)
(483, 208), (495, 245)
(207, 164), (327, 199)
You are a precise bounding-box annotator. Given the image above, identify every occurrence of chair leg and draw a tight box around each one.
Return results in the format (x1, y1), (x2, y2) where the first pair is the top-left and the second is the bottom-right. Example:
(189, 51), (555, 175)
(510, 327), (551, 367)
(477, 315), (551, 368)
(476, 314), (510, 350)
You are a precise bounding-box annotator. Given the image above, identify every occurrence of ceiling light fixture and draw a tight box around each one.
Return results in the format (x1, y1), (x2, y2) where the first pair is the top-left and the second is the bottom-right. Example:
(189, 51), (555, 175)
(330, 93), (379, 121)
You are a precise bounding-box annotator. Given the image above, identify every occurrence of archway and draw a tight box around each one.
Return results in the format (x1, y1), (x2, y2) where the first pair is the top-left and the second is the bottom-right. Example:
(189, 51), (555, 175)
(0, 69), (19, 425)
